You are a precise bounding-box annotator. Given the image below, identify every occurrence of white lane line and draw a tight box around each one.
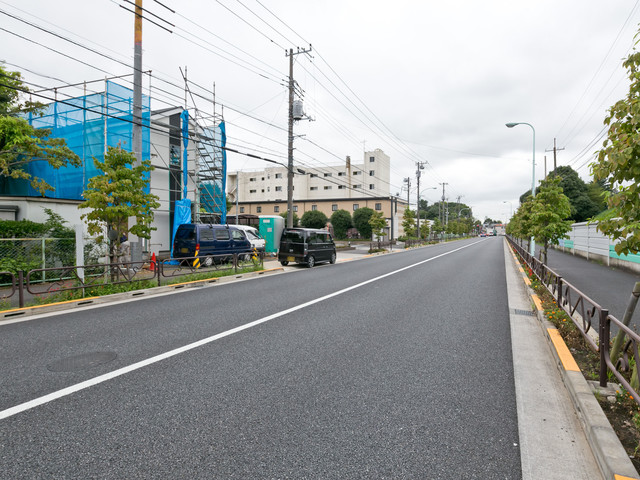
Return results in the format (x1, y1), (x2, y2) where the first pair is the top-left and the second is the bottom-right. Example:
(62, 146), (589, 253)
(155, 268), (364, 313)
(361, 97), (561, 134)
(0, 240), (482, 421)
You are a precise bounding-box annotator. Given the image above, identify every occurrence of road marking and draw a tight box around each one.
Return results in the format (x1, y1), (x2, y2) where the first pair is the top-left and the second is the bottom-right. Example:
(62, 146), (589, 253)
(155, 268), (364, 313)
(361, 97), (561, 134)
(0, 240), (483, 421)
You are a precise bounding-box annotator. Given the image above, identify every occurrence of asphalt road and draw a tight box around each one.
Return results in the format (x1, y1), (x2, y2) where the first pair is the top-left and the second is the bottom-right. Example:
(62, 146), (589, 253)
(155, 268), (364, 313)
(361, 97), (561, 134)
(0, 237), (521, 479)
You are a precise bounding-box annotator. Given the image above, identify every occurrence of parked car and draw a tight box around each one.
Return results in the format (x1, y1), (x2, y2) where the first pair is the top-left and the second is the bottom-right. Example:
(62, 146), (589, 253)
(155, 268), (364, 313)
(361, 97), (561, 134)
(278, 228), (336, 268)
(230, 224), (266, 252)
(173, 224), (252, 266)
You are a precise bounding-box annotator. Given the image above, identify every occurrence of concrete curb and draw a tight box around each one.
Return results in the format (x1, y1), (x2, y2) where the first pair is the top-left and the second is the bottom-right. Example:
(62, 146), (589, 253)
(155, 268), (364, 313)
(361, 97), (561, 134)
(507, 243), (640, 480)
(0, 266), (285, 321)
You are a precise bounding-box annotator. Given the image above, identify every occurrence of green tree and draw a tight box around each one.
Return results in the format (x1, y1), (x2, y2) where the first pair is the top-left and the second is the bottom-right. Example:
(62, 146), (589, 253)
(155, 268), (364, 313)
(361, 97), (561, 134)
(353, 207), (374, 239)
(509, 197), (535, 251)
(280, 211), (299, 227)
(300, 210), (328, 229)
(530, 177), (572, 264)
(330, 209), (352, 239)
(591, 43), (640, 255)
(0, 64), (81, 195)
(401, 208), (417, 237)
(420, 221), (430, 239)
(79, 146), (160, 256)
(369, 210), (387, 247)
(548, 166), (601, 222)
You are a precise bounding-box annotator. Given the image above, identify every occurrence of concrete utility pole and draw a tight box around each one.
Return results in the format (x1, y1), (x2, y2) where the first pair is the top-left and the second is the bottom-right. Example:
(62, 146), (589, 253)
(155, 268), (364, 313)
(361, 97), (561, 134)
(404, 177), (411, 207)
(545, 138), (564, 172)
(286, 46), (312, 228)
(132, 0), (143, 167)
(416, 161), (425, 238)
(439, 182), (448, 226)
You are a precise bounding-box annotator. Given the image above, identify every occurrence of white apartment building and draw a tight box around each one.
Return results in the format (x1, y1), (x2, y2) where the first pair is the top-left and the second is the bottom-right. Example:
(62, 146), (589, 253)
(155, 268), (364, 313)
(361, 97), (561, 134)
(227, 149), (391, 205)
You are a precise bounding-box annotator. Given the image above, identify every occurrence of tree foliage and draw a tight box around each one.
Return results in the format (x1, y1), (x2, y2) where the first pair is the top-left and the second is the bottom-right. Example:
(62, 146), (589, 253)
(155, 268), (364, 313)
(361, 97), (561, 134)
(353, 207), (374, 239)
(79, 146), (160, 252)
(401, 208), (416, 237)
(300, 209), (328, 229)
(280, 211), (299, 227)
(368, 211), (387, 239)
(330, 209), (352, 239)
(592, 45), (640, 255)
(529, 177), (572, 264)
(0, 64), (80, 195)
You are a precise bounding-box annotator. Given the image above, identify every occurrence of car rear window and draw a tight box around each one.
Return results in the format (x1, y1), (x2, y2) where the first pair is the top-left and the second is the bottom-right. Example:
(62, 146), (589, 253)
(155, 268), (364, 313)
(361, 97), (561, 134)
(282, 230), (304, 242)
(175, 226), (195, 240)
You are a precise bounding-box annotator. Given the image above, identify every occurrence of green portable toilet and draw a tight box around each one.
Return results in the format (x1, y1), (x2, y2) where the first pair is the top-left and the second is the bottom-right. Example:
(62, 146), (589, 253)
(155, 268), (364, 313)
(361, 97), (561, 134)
(259, 215), (285, 254)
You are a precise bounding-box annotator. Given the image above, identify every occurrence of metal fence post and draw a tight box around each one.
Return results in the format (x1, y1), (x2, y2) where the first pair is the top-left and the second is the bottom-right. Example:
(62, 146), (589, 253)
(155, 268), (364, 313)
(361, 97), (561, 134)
(557, 276), (563, 307)
(18, 271), (24, 308)
(599, 308), (609, 388)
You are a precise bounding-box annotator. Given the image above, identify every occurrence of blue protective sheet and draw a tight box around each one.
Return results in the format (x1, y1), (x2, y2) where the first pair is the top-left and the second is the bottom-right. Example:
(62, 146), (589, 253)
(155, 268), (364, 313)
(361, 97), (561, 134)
(3, 81), (150, 199)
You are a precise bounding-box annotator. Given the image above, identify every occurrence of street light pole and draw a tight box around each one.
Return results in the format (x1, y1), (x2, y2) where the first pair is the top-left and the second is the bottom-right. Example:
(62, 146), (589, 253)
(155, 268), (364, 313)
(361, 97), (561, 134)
(506, 122), (536, 256)
(503, 200), (512, 220)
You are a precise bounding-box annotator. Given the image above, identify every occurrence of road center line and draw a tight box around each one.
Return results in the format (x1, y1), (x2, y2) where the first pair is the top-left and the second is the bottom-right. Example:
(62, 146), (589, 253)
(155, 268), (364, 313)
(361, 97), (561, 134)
(0, 240), (482, 421)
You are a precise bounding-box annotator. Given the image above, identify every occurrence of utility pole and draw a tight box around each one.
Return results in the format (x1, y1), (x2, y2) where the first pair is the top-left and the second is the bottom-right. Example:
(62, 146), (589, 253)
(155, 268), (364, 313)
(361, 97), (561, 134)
(545, 138), (564, 172)
(416, 161), (425, 238)
(404, 177), (411, 207)
(132, 0), (143, 167)
(286, 46), (312, 228)
(439, 182), (448, 226)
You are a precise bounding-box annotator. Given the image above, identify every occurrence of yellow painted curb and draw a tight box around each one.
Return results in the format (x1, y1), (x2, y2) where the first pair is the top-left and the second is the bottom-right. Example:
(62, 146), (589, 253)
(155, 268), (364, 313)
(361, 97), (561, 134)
(548, 328), (581, 372)
(531, 294), (542, 310)
(1, 296), (100, 315)
(614, 474), (640, 480)
(523, 277), (531, 286)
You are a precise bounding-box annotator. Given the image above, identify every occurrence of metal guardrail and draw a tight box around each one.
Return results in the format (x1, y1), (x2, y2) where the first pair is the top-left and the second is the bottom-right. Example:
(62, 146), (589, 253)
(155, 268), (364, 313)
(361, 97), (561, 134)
(0, 250), (264, 309)
(507, 236), (637, 399)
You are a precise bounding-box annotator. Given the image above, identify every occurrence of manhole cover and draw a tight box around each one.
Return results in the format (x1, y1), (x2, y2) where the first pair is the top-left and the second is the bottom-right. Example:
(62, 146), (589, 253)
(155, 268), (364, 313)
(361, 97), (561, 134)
(47, 351), (117, 372)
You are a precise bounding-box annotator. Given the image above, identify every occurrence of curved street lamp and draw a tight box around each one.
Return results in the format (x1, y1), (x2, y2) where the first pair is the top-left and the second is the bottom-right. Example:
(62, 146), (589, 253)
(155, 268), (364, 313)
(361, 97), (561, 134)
(506, 122), (536, 256)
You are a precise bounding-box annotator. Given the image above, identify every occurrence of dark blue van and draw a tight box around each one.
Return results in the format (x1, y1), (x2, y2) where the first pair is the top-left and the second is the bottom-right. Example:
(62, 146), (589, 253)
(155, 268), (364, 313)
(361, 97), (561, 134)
(173, 224), (252, 266)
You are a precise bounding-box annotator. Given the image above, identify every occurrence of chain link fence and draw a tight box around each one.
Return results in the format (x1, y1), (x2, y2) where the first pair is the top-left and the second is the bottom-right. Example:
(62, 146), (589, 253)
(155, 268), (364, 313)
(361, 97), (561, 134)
(0, 237), (107, 285)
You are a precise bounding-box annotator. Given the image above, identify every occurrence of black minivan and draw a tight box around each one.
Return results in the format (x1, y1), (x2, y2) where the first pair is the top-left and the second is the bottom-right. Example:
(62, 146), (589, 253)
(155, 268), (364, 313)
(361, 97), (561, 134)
(173, 224), (252, 266)
(278, 228), (337, 268)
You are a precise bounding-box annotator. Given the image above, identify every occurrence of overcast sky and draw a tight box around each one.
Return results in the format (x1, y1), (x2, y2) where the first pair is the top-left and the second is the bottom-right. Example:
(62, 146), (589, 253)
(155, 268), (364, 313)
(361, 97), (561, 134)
(2, 0), (639, 222)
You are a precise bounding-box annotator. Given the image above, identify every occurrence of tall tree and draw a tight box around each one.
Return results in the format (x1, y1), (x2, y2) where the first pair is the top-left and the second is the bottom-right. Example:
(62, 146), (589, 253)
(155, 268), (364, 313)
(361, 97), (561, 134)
(79, 146), (160, 256)
(0, 64), (80, 195)
(301, 210), (328, 229)
(369, 211), (387, 248)
(402, 208), (417, 237)
(330, 209), (352, 239)
(548, 166), (600, 222)
(530, 177), (572, 264)
(592, 44), (640, 254)
(353, 207), (374, 239)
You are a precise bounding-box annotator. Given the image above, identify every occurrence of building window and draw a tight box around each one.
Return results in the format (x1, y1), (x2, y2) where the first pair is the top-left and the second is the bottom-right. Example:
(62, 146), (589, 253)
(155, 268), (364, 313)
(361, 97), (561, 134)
(353, 204), (359, 211)
(310, 173), (318, 178)
(249, 189), (257, 193)
(370, 156), (375, 162)
(338, 172), (345, 176)
(293, 206), (298, 212)
(375, 203), (382, 211)
(240, 207), (245, 213)
(312, 205), (317, 211)
(261, 189), (265, 193)
(261, 177), (265, 181)
(369, 170), (375, 176)
(275, 186), (282, 192)
(338, 185), (345, 189)
(257, 206), (262, 213)
(324, 173), (332, 177)
(369, 184), (375, 190)
(353, 184), (361, 189)
(274, 206), (280, 213)
(353, 171), (360, 175)
(275, 173), (282, 179)
(310, 186), (318, 191)
(324, 186), (332, 190)
(332, 204), (338, 211)
(250, 177), (256, 182)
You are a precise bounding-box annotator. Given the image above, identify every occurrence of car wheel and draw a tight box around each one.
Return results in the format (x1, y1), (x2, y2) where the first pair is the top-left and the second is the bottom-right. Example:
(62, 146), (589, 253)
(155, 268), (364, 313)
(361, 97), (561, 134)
(307, 255), (315, 268)
(280, 260), (289, 266)
(203, 256), (213, 267)
(329, 252), (336, 264)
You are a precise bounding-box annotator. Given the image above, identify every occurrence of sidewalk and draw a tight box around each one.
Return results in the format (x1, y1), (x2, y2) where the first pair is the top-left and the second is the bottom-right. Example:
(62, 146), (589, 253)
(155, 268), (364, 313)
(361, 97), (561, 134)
(504, 239), (639, 479)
